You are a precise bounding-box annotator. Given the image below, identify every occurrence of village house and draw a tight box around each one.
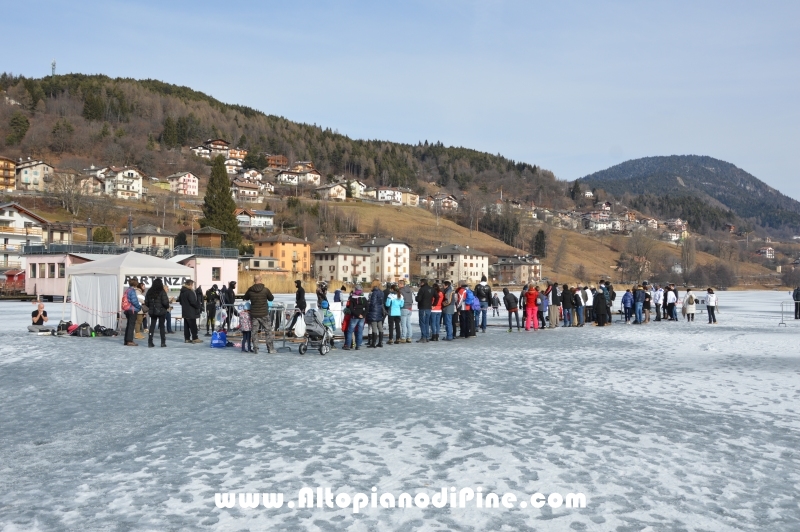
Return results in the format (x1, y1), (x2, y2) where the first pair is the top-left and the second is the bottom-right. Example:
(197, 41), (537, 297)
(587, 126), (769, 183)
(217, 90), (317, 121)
(312, 244), (372, 283)
(230, 179), (261, 203)
(240, 169), (263, 182)
(189, 145), (210, 158)
(0, 156), (16, 192)
(260, 181), (275, 195)
(491, 256), (541, 285)
(316, 183), (347, 201)
(227, 147), (248, 160)
(585, 219), (610, 232)
(400, 189), (419, 207)
(276, 168), (321, 187)
(239, 255), (285, 273)
(266, 154), (288, 168)
(377, 187), (403, 204)
(119, 224), (175, 253)
(254, 234), (311, 274)
(641, 218), (659, 230)
(597, 201), (613, 212)
(78, 174), (105, 196)
(426, 193), (458, 212)
(723, 223), (736, 233)
(360, 237), (411, 282)
(102, 166), (145, 200)
(234, 208), (275, 229)
(417, 244), (489, 284)
(0, 202), (48, 273)
(166, 171), (199, 196)
(622, 211), (637, 222)
(661, 231), (682, 242)
(224, 158), (243, 175)
(190, 138), (230, 159)
(757, 246), (775, 259)
(583, 190), (594, 198)
(15, 158), (54, 192)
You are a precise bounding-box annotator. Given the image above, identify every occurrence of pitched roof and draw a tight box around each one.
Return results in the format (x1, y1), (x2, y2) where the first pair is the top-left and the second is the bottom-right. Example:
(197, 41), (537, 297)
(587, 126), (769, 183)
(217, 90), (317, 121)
(0, 202), (51, 224)
(360, 237), (410, 248)
(416, 244), (489, 256)
(312, 245), (371, 256)
(255, 234), (309, 244)
(195, 226), (227, 235)
(130, 224), (177, 237)
(165, 171), (197, 180)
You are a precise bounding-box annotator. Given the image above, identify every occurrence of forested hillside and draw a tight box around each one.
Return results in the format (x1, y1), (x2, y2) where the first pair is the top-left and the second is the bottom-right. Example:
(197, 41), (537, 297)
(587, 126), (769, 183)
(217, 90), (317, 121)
(0, 73), (564, 206)
(579, 155), (800, 233)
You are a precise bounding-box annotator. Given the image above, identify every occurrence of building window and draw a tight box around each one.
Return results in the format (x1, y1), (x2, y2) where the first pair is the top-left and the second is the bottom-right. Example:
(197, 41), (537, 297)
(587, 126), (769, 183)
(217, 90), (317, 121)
(30, 263), (36, 278)
(58, 263), (65, 278)
(39, 263), (45, 278)
(281, 261), (285, 268)
(212, 267), (221, 281)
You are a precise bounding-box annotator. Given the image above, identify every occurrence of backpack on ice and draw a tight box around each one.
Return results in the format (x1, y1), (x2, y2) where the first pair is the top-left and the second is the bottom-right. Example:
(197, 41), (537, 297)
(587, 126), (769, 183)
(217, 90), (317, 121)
(57, 320), (72, 335)
(77, 323), (92, 337)
(210, 330), (227, 348)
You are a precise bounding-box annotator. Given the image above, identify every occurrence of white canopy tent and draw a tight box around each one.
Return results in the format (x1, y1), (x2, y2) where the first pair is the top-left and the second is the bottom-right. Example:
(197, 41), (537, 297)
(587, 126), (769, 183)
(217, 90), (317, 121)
(66, 252), (194, 329)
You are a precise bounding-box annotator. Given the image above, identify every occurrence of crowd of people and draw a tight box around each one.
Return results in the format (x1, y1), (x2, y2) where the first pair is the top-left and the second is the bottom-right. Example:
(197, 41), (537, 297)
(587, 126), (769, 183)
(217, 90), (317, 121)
(116, 273), (721, 349)
(503, 281), (720, 331)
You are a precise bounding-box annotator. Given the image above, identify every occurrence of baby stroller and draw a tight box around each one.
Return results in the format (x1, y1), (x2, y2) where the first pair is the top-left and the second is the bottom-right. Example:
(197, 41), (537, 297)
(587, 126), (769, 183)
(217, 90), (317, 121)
(299, 308), (333, 355)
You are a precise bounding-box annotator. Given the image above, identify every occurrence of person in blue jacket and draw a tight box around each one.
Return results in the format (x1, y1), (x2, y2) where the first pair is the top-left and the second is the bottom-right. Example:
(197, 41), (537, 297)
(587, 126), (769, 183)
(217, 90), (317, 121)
(384, 284), (404, 344)
(622, 289), (634, 323)
(366, 280), (385, 348)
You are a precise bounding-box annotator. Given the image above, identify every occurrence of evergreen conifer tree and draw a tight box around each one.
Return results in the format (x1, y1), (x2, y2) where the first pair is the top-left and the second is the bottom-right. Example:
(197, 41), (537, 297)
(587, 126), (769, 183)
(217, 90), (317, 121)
(533, 229), (547, 257)
(92, 226), (115, 242)
(201, 155), (241, 248)
(162, 116), (178, 148)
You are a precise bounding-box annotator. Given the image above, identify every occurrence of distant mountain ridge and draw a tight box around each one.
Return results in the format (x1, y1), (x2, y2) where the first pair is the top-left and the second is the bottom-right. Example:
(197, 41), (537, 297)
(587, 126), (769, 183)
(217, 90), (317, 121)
(578, 155), (800, 231)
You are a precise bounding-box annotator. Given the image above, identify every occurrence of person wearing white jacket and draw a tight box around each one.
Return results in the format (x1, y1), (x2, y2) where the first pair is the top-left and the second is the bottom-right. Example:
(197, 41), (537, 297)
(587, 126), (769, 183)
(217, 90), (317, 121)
(666, 288), (677, 321)
(652, 286), (664, 321)
(706, 288), (718, 324)
(682, 289), (697, 322)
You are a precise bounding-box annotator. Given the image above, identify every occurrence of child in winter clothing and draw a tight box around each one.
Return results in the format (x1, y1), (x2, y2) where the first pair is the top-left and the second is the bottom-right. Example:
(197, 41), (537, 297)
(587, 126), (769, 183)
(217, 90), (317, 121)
(240, 302), (252, 352)
(319, 300), (337, 349)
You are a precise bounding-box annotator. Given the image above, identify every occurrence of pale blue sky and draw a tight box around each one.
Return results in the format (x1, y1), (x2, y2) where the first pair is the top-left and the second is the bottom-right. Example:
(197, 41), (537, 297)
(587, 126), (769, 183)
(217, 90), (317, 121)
(6, 1), (800, 198)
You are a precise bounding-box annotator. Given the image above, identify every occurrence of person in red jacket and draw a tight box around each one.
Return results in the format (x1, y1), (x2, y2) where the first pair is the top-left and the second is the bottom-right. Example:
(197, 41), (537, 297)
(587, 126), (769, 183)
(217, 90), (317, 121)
(524, 285), (540, 331)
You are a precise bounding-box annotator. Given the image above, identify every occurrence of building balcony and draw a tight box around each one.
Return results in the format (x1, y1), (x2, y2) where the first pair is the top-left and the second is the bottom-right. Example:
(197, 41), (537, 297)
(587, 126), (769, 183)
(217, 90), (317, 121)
(0, 260), (22, 269)
(0, 226), (43, 237)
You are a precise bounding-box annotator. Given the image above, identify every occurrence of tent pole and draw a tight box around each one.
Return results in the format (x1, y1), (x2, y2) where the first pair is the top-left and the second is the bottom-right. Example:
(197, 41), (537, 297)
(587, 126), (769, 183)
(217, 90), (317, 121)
(62, 275), (70, 321)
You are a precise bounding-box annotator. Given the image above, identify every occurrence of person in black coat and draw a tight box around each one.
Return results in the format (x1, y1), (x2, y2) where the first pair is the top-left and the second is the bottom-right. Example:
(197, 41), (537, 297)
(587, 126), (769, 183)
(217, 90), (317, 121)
(366, 282), (385, 348)
(593, 287), (608, 326)
(178, 280), (202, 343)
(502, 287), (521, 331)
(145, 278), (170, 347)
(287, 280), (307, 335)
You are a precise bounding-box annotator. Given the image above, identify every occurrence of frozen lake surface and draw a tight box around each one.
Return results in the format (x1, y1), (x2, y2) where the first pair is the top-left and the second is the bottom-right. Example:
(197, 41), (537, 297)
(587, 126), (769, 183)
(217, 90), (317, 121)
(1, 291), (799, 531)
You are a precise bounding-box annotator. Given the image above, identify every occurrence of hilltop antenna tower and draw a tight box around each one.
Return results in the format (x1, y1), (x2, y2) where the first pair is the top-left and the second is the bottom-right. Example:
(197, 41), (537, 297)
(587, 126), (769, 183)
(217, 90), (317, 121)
(51, 60), (56, 76)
